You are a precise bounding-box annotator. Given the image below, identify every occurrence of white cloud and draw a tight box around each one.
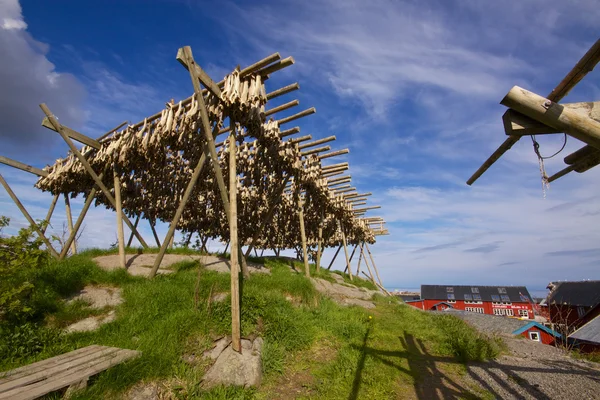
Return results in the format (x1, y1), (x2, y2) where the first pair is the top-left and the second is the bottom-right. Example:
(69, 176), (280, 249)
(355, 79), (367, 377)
(2, 18), (26, 30)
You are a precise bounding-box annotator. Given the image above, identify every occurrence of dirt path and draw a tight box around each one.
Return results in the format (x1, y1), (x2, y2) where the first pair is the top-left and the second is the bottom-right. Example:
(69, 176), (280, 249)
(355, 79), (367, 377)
(466, 337), (600, 399)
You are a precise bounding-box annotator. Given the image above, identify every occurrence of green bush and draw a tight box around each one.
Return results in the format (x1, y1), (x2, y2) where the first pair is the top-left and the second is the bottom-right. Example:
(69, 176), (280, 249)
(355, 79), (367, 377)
(433, 314), (502, 362)
(0, 322), (63, 362)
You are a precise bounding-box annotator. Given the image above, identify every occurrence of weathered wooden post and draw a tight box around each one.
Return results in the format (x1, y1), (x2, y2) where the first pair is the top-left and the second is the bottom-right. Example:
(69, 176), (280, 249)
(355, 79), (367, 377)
(298, 197), (310, 277)
(126, 215), (140, 247)
(63, 194), (77, 255)
(113, 167), (126, 269)
(365, 243), (383, 288)
(229, 129), (242, 353)
(316, 213), (323, 273)
(339, 221), (353, 280)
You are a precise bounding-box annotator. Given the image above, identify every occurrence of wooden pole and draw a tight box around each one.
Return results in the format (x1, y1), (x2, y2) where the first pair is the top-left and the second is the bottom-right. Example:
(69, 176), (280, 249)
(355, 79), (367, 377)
(150, 152), (207, 277)
(113, 169), (126, 269)
(344, 245), (358, 273)
(360, 243), (376, 284)
(316, 213), (323, 273)
(149, 219), (162, 247)
(126, 215), (140, 247)
(339, 221), (353, 281)
(229, 131), (242, 353)
(63, 194), (77, 255)
(39, 104), (149, 248)
(41, 194), (59, 235)
(327, 245), (342, 270)
(0, 173), (59, 258)
(500, 86), (600, 150)
(298, 198), (310, 278)
(59, 179), (102, 259)
(356, 243), (364, 276)
(365, 243), (383, 288)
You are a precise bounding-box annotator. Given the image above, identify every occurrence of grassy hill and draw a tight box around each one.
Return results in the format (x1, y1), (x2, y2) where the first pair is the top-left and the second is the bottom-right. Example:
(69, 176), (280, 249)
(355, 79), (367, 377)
(0, 246), (502, 399)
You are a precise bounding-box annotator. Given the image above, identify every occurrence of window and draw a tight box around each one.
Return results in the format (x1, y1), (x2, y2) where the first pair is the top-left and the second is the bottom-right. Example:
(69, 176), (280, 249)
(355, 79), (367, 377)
(500, 295), (511, 303)
(491, 294), (500, 302)
(519, 310), (529, 318)
(446, 287), (454, 293)
(529, 331), (540, 342)
(465, 307), (484, 314)
(505, 309), (514, 316)
(493, 309), (504, 316)
(473, 294), (482, 301)
(578, 306), (587, 318)
(447, 294), (455, 303)
(519, 294), (530, 302)
(498, 288), (507, 294)
(464, 294), (473, 301)
(471, 287), (479, 294)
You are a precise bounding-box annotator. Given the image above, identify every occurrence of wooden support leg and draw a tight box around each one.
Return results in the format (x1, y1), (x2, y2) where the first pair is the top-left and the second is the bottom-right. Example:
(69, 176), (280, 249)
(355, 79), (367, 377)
(149, 218), (161, 247)
(298, 199), (310, 278)
(344, 245), (358, 273)
(356, 242), (364, 276)
(150, 152), (207, 278)
(327, 245), (342, 270)
(223, 241), (229, 254)
(365, 243), (383, 288)
(40, 104), (149, 248)
(0, 173), (59, 258)
(229, 131), (241, 353)
(201, 236), (209, 252)
(169, 234), (174, 249)
(244, 176), (290, 258)
(339, 222), (353, 281)
(60, 183), (101, 259)
(41, 194), (59, 235)
(360, 243), (376, 284)
(316, 214), (323, 273)
(114, 169), (126, 269)
(63, 194), (77, 255)
(260, 249), (264, 257)
(126, 215), (140, 247)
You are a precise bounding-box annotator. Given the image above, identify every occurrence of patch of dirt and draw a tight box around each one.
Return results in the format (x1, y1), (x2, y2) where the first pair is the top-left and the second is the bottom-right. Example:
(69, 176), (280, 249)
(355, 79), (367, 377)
(68, 286), (123, 309)
(93, 253), (269, 277)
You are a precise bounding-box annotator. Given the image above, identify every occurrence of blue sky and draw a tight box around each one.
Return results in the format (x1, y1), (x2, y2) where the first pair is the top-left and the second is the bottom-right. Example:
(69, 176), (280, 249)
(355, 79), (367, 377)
(1, 0), (599, 292)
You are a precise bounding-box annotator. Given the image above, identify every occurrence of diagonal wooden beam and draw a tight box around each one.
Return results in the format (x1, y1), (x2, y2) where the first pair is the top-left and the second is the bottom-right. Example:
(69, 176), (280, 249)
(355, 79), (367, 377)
(0, 173), (59, 258)
(64, 194), (77, 255)
(41, 194), (59, 235)
(39, 104), (149, 248)
(0, 156), (48, 177)
(42, 118), (101, 149)
(59, 184), (100, 259)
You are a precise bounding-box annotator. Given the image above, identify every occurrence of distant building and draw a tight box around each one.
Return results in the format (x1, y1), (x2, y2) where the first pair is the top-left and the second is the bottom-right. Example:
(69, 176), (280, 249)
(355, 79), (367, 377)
(545, 280), (600, 329)
(568, 302), (600, 353)
(513, 322), (561, 345)
(406, 285), (535, 318)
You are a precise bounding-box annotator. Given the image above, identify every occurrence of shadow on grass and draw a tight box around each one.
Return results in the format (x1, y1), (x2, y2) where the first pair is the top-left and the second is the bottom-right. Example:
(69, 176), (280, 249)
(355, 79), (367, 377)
(349, 331), (484, 400)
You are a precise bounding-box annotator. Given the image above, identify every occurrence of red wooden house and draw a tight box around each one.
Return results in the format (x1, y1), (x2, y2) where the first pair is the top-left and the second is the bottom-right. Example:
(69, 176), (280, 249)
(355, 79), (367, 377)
(545, 280), (600, 329)
(512, 322), (561, 345)
(406, 285), (535, 318)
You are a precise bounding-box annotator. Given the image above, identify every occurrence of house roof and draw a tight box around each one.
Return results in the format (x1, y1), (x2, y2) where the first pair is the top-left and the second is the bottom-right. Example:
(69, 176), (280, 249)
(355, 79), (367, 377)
(431, 301), (454, 308)
(546, 281), (600, 307)
(421, 285), (532, 303)
(442, 309), (529, 335)
(512, 321), (562, 338)
(570, 314), (600, 344)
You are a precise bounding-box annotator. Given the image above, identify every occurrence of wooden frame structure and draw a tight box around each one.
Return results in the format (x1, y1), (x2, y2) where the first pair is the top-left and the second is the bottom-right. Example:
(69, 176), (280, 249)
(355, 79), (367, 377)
(0, 46), (389, 353)
(467, 39), (600, 185)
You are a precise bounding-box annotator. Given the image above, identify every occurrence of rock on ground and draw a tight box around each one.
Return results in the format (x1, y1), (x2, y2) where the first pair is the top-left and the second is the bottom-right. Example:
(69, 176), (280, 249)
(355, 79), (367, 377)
(127, 382), (159, 400)
(311, 278), (378, 309)
(65, 311), (116, 333)
(68, 286), (123, 309)
(202, 337), (263, 388)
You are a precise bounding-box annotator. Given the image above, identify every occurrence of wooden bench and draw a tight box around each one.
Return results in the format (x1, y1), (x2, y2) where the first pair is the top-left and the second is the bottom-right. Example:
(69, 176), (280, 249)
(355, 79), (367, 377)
(0, 345), (141, 400)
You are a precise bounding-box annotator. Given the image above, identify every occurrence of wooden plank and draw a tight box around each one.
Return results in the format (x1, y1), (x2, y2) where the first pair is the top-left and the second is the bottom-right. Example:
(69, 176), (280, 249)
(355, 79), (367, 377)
(259, 56), (295, 77)
(126, 215), (140, 247)
(176, 47), (222, 98)
(59, 183), (100, 259)
(280, 127), (301, 137)
(0, 173), (59, 258)
(290, 135), (312, 144)
(301, 146), (330, 157)
(240, 53), (281, 77)
(298, 136), (336, 150)
(149, 218), (162, 247)
(0, 346), (102, 381)
(0, 347), (120, 394)
(41, 194), (59, 235)
(3, 349), (140, 400)
(502, 110), (560, 136)
(41, 118), (101, 149)
(97, 121), (127, 142)
(0, 156), (48, 177)
(318, 149), (349, 160)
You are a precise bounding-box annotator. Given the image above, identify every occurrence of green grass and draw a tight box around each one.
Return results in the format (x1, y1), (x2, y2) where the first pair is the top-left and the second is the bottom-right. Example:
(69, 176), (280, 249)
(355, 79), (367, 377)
(0, 252), (500, 399)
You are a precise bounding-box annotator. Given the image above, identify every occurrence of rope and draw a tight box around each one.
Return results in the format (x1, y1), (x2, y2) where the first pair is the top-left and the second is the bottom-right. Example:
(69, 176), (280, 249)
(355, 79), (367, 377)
(530, 134), (567, 198)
